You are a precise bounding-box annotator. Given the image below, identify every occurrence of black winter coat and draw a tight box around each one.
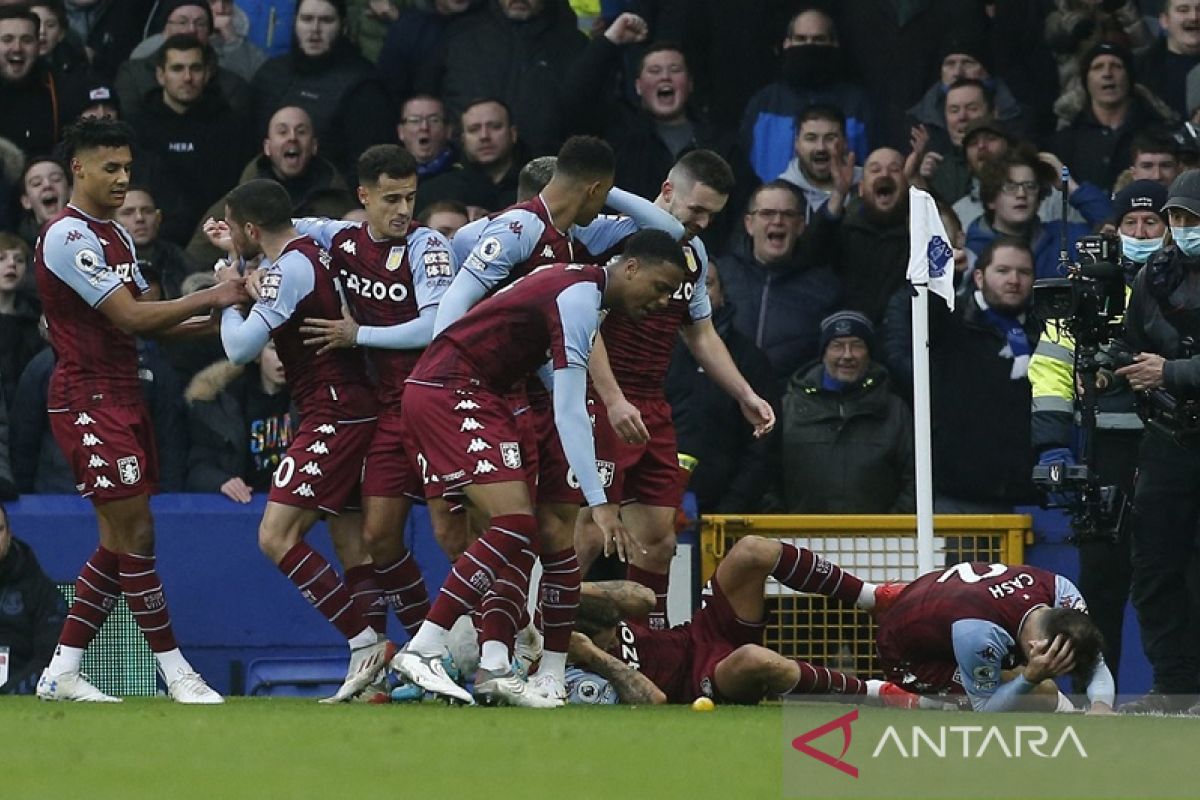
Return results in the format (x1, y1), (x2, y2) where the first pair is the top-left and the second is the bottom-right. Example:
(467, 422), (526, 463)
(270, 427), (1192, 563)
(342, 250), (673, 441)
(0, 537), (66, 695)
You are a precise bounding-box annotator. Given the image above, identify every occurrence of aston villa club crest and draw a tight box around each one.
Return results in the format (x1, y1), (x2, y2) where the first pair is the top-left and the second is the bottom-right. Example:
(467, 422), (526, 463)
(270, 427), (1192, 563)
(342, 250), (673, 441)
(499, 442), (522, 469)
(116, 456), (141, 485)
(684, 247), (699, 274)
(385, 246), (407, 272)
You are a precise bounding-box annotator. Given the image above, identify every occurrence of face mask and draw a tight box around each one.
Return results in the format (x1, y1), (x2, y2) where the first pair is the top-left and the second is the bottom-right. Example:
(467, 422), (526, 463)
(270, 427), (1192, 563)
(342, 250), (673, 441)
(780, 45), (844, 88)
(1120, 233), (1164, 264)
(1171, 225), (1200, 257)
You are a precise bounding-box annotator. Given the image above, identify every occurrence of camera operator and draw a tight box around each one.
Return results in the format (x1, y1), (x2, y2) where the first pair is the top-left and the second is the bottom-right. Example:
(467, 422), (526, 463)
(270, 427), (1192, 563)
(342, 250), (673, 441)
(1113, 170), (1200, 714)
(1030, 180), (1164, 688)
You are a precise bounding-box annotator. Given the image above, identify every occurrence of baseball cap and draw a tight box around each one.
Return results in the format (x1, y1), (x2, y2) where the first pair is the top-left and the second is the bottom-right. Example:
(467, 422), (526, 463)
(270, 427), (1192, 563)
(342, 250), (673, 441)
(1163, 169), (1200, 217)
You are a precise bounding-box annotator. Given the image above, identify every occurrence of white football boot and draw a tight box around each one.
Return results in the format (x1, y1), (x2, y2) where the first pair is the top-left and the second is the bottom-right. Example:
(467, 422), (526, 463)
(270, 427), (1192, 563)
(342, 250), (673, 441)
(164, 669), (224, 705)
(321, 639), (395, 704)
(36, 669), (121, 703)
(474, 667), (560, 708)
(391, 645), (474, 705)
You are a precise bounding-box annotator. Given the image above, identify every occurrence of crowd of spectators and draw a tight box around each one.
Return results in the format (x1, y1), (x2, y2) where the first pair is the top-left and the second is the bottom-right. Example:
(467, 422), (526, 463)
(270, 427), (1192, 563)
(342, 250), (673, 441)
(0, 0), (1194, 520)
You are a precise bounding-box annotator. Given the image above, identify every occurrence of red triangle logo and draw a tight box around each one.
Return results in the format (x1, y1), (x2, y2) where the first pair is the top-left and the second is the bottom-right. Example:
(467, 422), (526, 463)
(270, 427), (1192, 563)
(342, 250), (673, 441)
(791, 708), (859, 778)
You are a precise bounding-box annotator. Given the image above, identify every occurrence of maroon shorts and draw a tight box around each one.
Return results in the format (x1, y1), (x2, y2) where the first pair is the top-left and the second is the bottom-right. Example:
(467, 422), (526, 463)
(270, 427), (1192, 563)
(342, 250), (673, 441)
(361, 407), (423, 501)
(50, 404), (159, 505)
(690, 575), (767, 702)
(528, 391), (607, 507)
(267, 412), (375, 513)
(594, 393), (685, 508)
(401, 383), (536, 499)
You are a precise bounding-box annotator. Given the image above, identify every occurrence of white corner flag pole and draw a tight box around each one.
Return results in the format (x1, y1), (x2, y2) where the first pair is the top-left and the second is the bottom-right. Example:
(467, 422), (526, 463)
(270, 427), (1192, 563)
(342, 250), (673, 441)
(906, 186), (955, 576)
(909, 282), (936, 575)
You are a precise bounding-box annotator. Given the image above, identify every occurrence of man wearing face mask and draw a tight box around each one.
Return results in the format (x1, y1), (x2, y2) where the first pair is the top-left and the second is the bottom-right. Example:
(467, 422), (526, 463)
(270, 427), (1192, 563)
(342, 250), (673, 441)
(1029, 179), (1164, 692)
(737, 5), (873, 185)
(1111, 170), (1200, 714)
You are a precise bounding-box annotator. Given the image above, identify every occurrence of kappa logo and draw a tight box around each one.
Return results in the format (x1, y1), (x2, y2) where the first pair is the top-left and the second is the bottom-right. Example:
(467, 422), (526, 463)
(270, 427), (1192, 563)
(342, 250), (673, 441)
(116, 456), (140, 485)
(87, 454), (109, 469)
(460, 417), (484, 432)
(94, 475), (115, 489)
(454, 399), (481, 411)
(499, 442), (522, 469)
(74, 412), (95, 426)
(473, 459), (498, 475)
(65, 230), (84, 243)
(466, 438), (492, 454)
(541, 244), (555, 259)
(299, 462), (324, 477)
(315, 424), (336, 435)
(385, 246), (407, 272)
(81, 433), (103, 447)
(306, 441), (330, 455)
(293, 483), (316, 498)
(340, 239), (357, 256)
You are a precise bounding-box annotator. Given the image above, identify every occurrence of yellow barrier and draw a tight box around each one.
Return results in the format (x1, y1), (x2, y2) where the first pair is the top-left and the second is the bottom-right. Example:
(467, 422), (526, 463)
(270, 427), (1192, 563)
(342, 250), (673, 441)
(698, 514), (1033, 678)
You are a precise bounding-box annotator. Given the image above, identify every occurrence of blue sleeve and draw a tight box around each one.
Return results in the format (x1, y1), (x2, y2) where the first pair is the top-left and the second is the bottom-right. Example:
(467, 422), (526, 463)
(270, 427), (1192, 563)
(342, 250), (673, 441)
(1067, 182), (1114, 229)
(357, 304), (437, 349)
(220, 306), (272, 365)
(552, 365), (606, 507)
(42, 217), (146, 307)
(433, 271), (490, 336)
(603, 188), (684, 239)
(409, 227), (457, 312)
(951, 618), (1030, 712)
(1053, 575), (1088, 612)
(450, 216), (489, 267)
(459, 209), (542, 291)
(249, 253), (316, 331)
(687, 239), (713, 323)
(554, 280), (602, 369)
(293, 217), (358, 249)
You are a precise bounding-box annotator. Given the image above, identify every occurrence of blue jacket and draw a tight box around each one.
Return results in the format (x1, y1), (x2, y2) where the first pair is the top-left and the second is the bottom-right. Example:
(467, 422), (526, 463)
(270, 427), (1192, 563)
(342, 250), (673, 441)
(738, 80), (873, 184)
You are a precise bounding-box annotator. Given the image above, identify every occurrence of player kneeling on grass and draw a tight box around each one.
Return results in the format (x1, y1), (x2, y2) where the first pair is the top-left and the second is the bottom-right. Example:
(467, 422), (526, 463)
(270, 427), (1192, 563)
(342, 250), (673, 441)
(564, 536), (929, 707)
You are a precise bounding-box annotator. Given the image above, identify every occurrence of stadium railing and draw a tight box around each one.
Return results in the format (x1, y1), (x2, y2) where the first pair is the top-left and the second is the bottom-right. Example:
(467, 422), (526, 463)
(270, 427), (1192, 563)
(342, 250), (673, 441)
(698, 514), (1032, 680)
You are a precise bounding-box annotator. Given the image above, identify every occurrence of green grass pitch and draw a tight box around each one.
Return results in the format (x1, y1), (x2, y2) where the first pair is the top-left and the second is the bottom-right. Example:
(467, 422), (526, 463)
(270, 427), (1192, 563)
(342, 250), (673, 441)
(2, 698), (1197, 799)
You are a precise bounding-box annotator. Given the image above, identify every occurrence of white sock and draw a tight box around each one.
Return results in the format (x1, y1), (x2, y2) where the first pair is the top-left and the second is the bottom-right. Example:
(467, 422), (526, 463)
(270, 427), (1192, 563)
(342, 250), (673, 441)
(46, 645), (85, 675)
(857, 583), (878, 610)
(154, 648), (190, 679)
(348, 627), (378, 650)
(408, 621), (449, 656)
(1055, 692), (1077, 713)
(480, 640), (511, 672)
(540, 651), (567, 682)
(865, 679), (883, 698)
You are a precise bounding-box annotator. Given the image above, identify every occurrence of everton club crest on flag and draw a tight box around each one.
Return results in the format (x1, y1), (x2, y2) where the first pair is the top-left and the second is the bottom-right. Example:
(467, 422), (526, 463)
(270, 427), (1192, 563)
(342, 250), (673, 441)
(906, 187), (955, 310)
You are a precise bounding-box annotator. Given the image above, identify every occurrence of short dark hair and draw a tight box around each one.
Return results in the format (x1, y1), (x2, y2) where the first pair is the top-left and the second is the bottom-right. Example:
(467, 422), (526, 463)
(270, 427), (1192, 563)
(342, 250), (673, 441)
(156, 33), (212, 69)
(1041, 607), (1105, 685)
(621, 229), (687, 273)
(460, 96), (513, 125)
(1130, 129), (1178, 159)
(225, 179), (292, 232)
(797, 103), (846, 133)
(518, 156), (556, 201)
(0, 6), (40, 32)
(672, 149), (735, 196)
(20, 156), (65, 189)
(30, 1), (67, 28)
(946, 77), (994, 108)
(357, 144), (417, 185)
(977, 235), (1033, 271)
(125, 183), (157, 204)
(300, 0), (346, 20)
(554, 136), (614, 182)
(748, 179), (807, 216)
(638, 41), (687, 75)
(417, 199), (468, 226)
(62, 118), (134, 160)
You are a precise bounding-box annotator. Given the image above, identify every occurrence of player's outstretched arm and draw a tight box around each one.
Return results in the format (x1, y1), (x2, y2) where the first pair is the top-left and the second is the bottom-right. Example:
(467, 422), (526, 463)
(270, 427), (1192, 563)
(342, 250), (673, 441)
(681, 319), (775, 438)
(569, 632), (666, 705)
(432, 270), (488, 336)
(100, 279), (248, 336)
(582, 580), (656, 619)
(603, 187), (686, 240)
(588, 333), (649, 444)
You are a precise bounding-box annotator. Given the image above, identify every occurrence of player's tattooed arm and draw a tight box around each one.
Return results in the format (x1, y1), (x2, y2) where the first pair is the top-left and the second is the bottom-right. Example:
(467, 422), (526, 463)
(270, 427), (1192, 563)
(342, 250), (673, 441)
(570, 632), (666, 706)
(582, 580), (656, 619)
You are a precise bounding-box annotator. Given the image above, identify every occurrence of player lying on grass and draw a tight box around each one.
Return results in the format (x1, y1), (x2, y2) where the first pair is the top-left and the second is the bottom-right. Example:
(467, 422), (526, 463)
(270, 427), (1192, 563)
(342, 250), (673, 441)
(563, 535), (930, 707)
(872, 561), (1114, 713)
